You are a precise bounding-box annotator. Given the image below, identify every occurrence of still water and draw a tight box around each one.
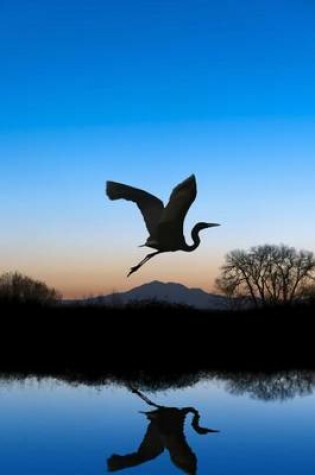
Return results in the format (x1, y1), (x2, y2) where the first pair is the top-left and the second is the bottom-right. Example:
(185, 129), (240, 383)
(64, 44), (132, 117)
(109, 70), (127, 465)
(0, 372), (315, 474)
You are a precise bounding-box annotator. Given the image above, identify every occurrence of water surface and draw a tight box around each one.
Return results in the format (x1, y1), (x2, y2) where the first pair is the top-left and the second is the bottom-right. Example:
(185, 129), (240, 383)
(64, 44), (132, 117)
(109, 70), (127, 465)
(0, 372), (314, 474)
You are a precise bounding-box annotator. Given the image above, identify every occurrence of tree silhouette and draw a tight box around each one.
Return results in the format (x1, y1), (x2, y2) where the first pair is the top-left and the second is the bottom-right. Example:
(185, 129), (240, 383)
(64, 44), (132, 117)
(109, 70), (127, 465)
(216, 244), (315, 307)
(221, 370), (315, 401)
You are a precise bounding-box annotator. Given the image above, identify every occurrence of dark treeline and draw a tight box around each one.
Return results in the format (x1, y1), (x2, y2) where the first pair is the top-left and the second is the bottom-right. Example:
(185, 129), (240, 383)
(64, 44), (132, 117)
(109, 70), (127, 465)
(1, 299), (315, 380)
(1, 369), (314, 403)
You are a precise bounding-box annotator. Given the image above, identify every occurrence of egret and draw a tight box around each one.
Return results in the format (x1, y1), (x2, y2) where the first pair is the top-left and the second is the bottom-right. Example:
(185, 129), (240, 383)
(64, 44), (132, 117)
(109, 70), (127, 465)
(108, 385), (219, 474)
(106, 174), (220, 276)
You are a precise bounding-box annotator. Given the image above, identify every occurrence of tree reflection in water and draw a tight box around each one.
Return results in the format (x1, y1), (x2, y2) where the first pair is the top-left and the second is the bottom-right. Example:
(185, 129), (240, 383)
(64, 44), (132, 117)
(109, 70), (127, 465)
(221, 370), (315, 401)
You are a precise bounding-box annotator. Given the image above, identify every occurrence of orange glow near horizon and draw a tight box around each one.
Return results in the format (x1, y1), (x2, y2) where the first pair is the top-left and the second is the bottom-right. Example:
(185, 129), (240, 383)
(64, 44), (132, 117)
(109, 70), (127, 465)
(43, 257), (222, 299)
(0, 249), (223, 299)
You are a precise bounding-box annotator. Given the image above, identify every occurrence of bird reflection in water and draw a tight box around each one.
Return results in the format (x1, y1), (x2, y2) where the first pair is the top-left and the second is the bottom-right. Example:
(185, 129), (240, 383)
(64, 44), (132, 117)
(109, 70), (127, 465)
(107, 385), (219, 474)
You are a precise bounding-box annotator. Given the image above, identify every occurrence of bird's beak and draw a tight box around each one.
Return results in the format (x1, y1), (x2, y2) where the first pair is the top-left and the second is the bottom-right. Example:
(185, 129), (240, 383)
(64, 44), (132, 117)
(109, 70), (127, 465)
(207, 223), (220, 227)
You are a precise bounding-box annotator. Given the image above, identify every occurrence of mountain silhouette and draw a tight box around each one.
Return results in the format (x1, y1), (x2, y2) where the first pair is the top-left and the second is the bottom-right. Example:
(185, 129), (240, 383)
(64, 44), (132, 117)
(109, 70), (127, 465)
(78, 281), (228, 309)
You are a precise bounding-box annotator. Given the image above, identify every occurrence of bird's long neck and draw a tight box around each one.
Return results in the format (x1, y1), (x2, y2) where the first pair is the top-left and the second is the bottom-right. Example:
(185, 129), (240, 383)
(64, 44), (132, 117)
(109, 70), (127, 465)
(183, 408), (205, 434)
(183, 223), (204, 252)
(183, 407), (218, 434)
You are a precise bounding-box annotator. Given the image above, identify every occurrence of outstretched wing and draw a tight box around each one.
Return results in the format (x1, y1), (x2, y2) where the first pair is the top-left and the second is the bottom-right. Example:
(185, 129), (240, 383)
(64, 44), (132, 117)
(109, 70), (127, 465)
(157, 175), (197, 246)
(106, 181), (164, 237)
(107, 424), (164, 472)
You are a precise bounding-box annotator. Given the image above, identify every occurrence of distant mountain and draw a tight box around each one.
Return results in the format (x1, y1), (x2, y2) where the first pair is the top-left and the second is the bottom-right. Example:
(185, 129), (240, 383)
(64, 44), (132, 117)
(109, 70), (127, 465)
(79, 281), (228, 310)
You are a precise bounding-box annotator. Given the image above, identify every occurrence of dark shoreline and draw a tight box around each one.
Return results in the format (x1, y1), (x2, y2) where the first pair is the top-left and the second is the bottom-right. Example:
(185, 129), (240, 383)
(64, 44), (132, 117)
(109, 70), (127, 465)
(1, 367), (315, 402)
(1, 300), (315, 383)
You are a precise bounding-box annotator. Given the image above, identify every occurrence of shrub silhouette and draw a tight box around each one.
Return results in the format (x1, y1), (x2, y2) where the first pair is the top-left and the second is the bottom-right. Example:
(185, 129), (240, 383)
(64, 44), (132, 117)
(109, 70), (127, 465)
(0, 271), (61, 305)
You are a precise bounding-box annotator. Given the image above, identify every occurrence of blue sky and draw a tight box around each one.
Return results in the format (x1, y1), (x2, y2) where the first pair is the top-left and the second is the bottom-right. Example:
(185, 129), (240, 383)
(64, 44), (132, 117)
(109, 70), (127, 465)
(1, 0), (314, 296)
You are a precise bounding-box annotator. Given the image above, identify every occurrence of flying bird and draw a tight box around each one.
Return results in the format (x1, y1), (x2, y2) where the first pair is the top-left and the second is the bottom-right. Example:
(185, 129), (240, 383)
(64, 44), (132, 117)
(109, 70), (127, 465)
(106, 174), (220, 276)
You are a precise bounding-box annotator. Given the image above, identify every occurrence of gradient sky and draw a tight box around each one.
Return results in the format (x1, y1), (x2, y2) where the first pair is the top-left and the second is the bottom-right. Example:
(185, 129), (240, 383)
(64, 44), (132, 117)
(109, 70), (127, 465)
(1, 0), (314, 297)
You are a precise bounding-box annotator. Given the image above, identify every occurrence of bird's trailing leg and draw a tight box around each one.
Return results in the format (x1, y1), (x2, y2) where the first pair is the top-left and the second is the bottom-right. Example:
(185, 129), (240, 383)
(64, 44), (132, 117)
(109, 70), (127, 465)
(127, 384), (163, 409)
(127, 251), (161, 277)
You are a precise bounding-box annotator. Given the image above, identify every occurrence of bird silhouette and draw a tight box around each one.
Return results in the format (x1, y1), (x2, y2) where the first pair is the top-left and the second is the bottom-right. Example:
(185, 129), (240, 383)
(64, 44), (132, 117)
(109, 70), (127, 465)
(107, 385), (219, 474)
(106, 174), (220, 276)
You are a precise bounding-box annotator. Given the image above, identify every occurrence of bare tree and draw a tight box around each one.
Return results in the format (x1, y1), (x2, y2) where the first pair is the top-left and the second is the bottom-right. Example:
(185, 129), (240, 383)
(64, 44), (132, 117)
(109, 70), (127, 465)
(0, 271), (61, 305)
(300, 283), (315, 303)
(216, 244), (315, 307)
